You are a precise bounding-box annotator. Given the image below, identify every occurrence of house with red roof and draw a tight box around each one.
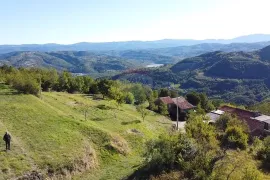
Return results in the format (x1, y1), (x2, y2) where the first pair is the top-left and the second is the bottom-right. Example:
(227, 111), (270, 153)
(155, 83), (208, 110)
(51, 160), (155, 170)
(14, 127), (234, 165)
(207, 105), (270, 137)
(155, 96), (195, 120)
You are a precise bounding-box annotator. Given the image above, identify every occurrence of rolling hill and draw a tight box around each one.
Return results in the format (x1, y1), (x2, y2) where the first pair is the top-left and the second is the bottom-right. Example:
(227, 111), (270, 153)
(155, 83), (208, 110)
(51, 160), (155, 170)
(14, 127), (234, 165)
(171, 46), (270, 79)
(0, 84), (171, 179)
(113, 45), (270, 105)
(0, 51), (139, 77)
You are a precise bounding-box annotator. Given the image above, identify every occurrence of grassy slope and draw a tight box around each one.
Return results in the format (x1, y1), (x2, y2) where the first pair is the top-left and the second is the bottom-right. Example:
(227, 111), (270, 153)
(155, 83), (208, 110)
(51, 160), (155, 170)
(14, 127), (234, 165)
(0, 84), (171, 179)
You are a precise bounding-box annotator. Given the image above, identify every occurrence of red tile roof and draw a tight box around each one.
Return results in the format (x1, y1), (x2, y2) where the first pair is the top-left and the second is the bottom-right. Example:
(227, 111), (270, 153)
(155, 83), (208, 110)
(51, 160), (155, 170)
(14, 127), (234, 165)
(159, 96), (174, 104)
(158, 96), (194, 110)
(172, 97), (195, 110)
(219, 105), (265, 134)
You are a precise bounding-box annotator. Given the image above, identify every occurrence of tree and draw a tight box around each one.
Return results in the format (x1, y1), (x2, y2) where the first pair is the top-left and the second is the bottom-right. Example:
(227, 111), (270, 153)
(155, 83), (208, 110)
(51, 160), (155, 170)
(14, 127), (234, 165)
(148, 97), (158, 111)
(170, 90), (178, 98)
(158, 102), (168, 116)
(41, 68), (58, 91)
(97, 79), (114, 99)
(80, 104), (91, 121)
(159, 88), (170, 97)
(57, 71), (71, 92)
(186, 92), (201, 106)
(89, 81), (99, 94)
(108, 86), (125, 107)
(82, 76), (93, 94)
(130, 84), (147, 104)
(124, 92), (135, 104)
(136, 104), (150, 121)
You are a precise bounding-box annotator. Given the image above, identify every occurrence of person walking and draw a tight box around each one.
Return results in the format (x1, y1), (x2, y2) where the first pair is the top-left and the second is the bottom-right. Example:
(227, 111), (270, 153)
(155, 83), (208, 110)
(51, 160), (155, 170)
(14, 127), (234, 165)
(3, 132), (11, 151)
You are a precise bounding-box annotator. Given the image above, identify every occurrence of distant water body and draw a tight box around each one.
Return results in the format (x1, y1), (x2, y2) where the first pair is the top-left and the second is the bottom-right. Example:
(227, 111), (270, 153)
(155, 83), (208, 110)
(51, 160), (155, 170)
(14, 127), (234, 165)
(146, 64), (164, 68)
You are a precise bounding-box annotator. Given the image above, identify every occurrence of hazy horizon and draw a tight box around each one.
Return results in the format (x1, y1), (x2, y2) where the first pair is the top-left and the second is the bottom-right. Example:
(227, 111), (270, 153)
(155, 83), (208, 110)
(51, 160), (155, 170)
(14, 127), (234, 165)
(1, 0), (270, 44)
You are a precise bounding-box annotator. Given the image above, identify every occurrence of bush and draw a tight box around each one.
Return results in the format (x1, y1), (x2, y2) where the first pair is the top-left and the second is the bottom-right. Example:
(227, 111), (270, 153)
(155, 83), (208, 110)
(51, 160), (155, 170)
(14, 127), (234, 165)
(222, 126), (248, 150)
(124, 92), (135, 104)
(144, 133), (197, 172)
(258, 137), (270, 170)
(7, 72), (41, 96)
(185, 115), (218, 150)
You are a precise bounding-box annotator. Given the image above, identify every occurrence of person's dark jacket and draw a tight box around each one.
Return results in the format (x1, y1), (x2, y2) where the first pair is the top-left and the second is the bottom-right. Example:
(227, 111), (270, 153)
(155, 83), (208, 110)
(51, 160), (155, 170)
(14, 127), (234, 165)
(3, 133), (11, 142)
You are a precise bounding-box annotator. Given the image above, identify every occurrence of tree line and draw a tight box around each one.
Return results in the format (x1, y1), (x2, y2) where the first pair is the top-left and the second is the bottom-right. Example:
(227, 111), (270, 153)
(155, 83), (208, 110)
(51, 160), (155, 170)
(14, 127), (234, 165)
(0, 66), (220, 118)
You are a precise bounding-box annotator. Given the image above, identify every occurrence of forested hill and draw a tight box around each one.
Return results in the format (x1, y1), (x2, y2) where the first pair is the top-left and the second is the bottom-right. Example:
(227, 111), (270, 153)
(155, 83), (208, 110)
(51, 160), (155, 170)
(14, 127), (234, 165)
(171, 45), (270, 79)
(113, 45), (270, 105)
(1, 42), (270, 73)
(0, 51), (139, 76)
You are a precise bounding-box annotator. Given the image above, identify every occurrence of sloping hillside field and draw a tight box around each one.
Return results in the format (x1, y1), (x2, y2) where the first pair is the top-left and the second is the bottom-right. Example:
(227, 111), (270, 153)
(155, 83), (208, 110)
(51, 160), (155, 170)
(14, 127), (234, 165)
(0, 84), (171, 179)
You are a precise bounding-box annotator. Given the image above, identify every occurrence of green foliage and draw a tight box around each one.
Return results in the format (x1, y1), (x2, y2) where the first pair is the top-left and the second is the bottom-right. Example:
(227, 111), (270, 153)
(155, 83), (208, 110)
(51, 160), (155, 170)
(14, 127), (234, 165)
(81, 76), (94, 93)
(89, 81), (99, 94)
(6, 70), (41, 96)
(157, 102), (169, 116)
(222, 126), (248, 150)
(0, 85), (172, 179)
(158, 88), (178, 98)
(211, 99), (224, 108)
(40, 68), (58, 91)
(185, 115), (218, 150)
(97, 79), (114, 99)
(250, 101), (270, 116)
(108, 85), (125, 106)
(186, 92), (214, 113)
(130, 84), (147, 104)
(144, 134), (178, 171)
(258, 137), (270, 170)
(215, 114), (232, 132)
(195, 104), (205, 115)
(186, 92), (201, 106)
(136, 104), (150, 121)
(57, 71), (73, 92)
(242, 166), (263, 180)
(158, 88), (170, 97)
(124, 92), (135, 104)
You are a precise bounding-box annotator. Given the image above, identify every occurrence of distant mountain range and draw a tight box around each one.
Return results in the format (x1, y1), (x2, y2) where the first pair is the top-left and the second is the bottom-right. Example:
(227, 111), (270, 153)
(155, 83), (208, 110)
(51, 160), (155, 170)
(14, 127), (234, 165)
(105, 41), (270, 62)
(1, 34), (270, 54)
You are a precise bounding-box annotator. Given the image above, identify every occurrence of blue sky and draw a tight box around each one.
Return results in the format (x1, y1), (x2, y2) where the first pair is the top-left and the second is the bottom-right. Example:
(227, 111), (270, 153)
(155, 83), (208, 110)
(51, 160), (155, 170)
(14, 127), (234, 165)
(0, 0), (269, 44)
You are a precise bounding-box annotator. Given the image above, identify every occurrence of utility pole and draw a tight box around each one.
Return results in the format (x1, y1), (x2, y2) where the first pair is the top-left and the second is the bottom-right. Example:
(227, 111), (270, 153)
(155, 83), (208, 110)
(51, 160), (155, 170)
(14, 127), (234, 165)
(176, 96), (179, 130)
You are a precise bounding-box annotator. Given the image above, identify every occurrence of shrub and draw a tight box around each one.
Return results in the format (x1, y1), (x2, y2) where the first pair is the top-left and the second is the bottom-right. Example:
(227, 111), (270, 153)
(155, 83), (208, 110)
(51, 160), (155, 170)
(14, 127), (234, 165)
(7, 72), (41, 96)
(222, 126), (248, 150)
(124, 92), (135, 104)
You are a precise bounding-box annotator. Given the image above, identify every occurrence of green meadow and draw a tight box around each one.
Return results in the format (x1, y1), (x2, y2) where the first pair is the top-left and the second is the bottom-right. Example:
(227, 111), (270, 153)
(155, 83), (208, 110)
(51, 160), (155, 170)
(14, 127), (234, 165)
(0, 84), (171, 179)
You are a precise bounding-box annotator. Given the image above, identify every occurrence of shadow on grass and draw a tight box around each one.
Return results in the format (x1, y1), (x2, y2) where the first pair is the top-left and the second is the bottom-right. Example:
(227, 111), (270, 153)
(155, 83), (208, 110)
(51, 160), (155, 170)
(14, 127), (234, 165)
(96, 104), (115, 110)
(91, 117), (106, 121)
(124, 164), (172, 180)
(121, 120), (141, 125)
(0, 90), (20, 95)
(0, 84), (19, 95)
